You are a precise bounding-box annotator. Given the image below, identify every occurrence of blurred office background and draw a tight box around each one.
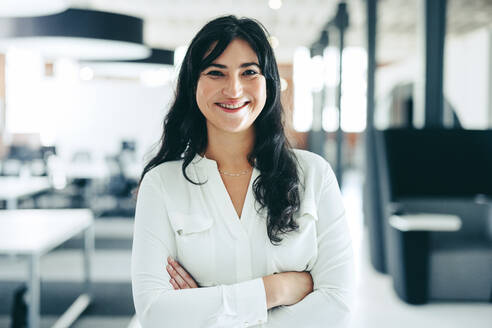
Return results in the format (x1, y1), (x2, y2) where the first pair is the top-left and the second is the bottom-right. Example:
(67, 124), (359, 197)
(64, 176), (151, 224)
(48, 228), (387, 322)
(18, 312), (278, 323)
(0, 0), (491, 327)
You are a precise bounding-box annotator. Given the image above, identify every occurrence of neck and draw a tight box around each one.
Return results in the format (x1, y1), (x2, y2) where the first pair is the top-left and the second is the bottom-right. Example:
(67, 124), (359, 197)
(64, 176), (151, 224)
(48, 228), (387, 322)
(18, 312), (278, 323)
(204, 126), (254, 172)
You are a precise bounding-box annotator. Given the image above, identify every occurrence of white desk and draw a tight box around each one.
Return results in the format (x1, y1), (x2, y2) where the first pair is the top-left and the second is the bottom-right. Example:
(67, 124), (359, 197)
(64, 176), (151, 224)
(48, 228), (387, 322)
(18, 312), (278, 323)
(0, 209), (94, 328)
(0, 177), (52, 209)
(65, 162), (109, 180)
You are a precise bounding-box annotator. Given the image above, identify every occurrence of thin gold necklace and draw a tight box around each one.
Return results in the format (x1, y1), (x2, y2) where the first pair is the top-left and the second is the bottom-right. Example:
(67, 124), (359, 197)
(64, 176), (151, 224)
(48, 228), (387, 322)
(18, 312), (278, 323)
(202, 153), (252, 177)
(218, 168), (252, 177)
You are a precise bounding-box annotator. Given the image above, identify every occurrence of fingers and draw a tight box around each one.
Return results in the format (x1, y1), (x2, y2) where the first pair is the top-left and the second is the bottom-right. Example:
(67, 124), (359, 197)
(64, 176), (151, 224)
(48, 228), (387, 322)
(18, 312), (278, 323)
(168, 257), (199, 288)
(166, 257), (199, 289)
(166, 263), (188, 289)
(169, 278), (179, 289)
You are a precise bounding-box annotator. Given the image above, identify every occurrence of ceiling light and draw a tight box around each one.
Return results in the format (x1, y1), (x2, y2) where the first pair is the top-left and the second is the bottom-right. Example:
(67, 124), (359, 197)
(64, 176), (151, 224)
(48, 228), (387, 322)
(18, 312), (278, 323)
(0, 8), (150, 60)
(0, 0), (68, 17)
(268, 0), (282, 10)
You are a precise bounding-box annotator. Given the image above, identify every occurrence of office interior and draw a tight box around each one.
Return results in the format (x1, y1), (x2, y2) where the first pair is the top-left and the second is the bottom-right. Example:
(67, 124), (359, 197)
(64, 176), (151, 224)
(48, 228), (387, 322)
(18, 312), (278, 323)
(0, 0), (491, 327)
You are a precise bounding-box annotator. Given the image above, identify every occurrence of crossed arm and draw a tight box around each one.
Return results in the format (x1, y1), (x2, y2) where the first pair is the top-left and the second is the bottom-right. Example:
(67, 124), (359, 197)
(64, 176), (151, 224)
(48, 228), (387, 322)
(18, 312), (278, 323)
(165, 255), (314, 310)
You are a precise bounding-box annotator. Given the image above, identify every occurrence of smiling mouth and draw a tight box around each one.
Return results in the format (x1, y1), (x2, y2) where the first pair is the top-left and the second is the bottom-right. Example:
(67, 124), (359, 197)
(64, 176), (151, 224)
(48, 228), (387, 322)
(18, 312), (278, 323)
(215, 101), (250, 110)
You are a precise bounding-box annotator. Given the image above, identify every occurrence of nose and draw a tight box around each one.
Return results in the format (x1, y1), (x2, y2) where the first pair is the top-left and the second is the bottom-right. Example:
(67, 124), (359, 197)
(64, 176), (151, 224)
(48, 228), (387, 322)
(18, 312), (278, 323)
(222, 75), (243, 98)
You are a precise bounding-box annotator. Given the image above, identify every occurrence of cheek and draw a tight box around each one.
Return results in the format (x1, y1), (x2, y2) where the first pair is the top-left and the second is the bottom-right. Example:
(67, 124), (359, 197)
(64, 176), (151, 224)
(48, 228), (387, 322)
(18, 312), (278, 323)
(253, 79), (267, 107)
(196, 81), (211, 108)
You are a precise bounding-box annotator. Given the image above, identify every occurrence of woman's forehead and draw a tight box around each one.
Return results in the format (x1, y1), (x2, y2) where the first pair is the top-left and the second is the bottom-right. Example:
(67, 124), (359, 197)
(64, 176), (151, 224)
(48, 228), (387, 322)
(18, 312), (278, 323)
(203, 39), (257, 60)
(208, 39), (259, 66)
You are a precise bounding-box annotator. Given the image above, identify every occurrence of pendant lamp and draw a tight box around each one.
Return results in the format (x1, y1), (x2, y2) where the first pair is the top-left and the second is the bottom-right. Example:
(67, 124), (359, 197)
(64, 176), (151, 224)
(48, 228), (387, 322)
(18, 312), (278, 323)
(0, 8), (150, 60)
(81, 48), (175, 85)
(123, 48), (174, 66)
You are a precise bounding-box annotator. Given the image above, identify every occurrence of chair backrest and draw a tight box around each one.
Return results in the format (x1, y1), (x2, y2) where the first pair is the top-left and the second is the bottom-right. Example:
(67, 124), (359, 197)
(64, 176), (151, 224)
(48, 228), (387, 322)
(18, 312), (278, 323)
(381, 129), (492, 200)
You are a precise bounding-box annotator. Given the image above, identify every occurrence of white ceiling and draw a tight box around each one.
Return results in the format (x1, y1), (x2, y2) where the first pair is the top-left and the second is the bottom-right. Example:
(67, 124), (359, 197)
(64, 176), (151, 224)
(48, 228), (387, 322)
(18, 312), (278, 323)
(72, 0), (492, 64)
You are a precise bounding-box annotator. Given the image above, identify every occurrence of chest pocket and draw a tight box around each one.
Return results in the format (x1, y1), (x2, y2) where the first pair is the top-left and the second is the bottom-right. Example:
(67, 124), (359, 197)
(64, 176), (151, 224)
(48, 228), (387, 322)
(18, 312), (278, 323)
(266, 198), (319, 273)
(168, 212), (216, 287)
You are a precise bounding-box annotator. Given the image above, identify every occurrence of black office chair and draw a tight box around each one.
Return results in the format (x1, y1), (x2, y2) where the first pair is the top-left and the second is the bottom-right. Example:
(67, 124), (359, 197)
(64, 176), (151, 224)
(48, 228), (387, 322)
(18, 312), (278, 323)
(376, 128), (492, 304)
(364, 85), (463, 275)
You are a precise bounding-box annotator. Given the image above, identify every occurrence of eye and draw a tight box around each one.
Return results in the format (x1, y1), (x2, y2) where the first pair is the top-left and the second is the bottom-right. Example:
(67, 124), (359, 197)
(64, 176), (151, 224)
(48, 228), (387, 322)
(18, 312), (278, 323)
(206, 70), (224, 77)
(243, 69), (258, 76)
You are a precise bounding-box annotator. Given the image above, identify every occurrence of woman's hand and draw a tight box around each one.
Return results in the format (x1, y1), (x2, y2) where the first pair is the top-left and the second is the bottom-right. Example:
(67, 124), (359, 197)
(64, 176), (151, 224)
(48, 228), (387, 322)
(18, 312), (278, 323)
(262, 271), (313, 309)
(166, 256), (199, 289)
(278, 271), (313, 306)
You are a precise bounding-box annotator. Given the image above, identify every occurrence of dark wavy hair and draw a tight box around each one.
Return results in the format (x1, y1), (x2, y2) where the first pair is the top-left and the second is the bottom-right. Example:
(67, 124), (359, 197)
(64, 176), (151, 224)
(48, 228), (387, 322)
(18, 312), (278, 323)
(138, 15), (301, 245)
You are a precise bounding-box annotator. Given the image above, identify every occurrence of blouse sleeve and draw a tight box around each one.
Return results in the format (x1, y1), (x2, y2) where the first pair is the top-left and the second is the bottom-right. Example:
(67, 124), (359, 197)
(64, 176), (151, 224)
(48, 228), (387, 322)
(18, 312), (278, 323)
(131, 171), (268, 328)
(262, 163), (355, 328)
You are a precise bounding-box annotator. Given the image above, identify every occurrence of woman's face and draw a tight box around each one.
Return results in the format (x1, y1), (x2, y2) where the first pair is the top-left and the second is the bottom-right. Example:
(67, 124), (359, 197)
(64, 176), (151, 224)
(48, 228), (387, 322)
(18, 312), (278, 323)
(196, 38), (267, 135)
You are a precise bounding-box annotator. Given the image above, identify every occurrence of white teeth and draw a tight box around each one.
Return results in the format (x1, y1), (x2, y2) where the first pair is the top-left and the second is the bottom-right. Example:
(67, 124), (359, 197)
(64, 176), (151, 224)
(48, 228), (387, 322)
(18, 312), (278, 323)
(217, 102), (247, 109)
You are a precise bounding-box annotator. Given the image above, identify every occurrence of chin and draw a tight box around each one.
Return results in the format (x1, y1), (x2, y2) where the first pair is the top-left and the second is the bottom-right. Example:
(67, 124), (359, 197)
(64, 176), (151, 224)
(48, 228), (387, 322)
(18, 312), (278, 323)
(221, 126), (251, 134)
(213, 120), (253, 134)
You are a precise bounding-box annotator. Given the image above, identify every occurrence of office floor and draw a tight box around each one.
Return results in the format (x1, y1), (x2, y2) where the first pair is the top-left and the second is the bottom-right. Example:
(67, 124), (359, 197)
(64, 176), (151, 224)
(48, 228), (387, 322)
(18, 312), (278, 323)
(0, 170), (490, 328)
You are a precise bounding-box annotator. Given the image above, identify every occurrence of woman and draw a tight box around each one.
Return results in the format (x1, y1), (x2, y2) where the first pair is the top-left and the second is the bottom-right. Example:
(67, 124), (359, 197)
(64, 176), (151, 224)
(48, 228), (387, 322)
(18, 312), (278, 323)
(131, 15), (354, 328)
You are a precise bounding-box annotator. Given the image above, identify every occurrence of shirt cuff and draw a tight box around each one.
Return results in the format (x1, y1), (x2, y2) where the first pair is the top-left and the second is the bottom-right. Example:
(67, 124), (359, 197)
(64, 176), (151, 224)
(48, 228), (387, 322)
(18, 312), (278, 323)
(233, 278), (268, 326)
(212, 278), (267, 327)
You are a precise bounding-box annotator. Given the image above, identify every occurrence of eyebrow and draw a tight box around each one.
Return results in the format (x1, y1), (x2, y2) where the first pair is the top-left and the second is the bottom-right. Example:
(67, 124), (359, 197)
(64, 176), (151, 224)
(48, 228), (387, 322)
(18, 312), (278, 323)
(206, 62), (260, 70)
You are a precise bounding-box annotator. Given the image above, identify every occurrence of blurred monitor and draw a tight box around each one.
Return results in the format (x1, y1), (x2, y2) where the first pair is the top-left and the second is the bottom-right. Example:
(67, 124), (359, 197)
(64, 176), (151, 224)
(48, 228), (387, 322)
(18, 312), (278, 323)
(41, 146), (57, 159)
(7, 145), (42, 161)
(121, 140), (136, 152)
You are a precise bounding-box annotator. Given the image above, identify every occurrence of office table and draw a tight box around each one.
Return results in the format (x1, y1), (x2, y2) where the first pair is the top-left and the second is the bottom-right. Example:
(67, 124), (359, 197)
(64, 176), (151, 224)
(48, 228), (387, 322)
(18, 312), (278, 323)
(0, 209), (94, 328)
(0, 177), (52, 209)
(65, 162), (109, 180)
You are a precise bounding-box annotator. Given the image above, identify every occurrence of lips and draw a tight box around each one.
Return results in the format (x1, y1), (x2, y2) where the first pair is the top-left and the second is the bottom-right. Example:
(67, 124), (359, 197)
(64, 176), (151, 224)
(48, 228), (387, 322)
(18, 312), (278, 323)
(215, 101), (250, 112)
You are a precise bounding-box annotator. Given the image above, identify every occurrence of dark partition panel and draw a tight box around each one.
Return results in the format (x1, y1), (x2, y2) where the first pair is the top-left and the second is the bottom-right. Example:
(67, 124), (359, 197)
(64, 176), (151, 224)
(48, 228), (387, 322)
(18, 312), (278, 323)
(383, 129), (492, 199)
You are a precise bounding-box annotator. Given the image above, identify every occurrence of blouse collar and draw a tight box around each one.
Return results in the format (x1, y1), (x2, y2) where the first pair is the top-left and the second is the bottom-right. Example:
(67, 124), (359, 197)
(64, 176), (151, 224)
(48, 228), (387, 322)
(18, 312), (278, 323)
(192, 153), (219, 169)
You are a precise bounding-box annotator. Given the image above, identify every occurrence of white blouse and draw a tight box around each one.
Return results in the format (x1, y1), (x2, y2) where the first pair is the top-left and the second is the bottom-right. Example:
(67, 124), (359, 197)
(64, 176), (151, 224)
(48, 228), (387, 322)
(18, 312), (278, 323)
(131, 149), (355, 327)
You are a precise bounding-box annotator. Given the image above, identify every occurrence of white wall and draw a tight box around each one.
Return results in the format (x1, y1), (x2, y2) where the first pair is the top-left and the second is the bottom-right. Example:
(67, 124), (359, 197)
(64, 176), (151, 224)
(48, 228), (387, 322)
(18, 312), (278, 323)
(40, 78), (172, 164)
(5, 52), (173, 167)
(375, 56), (419, 129)
(375, 27), (492, 130)
(444, 27), (491, 129)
